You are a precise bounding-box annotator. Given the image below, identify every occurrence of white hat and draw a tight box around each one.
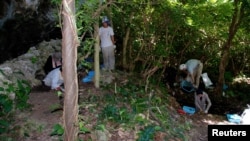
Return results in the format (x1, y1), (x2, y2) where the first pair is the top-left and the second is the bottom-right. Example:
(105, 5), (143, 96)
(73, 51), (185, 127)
(179, 64), (187, 70)
(102, 16), (109, 23)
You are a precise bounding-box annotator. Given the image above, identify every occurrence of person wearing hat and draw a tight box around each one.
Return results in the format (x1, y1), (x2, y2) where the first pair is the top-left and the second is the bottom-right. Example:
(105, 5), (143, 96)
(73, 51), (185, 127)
(99, 16), (116, 72)
(194, 89), (212, 114)
(179, 59), (203, 89)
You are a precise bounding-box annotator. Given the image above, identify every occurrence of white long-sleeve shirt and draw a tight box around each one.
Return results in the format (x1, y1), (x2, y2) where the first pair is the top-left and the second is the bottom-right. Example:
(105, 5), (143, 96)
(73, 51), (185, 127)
(99, 26), (114, 48)
(194, 91), (212, 112)
(43, 68), (63, 90)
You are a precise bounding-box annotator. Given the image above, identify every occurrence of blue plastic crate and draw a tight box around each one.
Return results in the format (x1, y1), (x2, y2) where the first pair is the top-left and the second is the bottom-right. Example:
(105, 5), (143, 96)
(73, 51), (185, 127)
(183, 106), (196, 115)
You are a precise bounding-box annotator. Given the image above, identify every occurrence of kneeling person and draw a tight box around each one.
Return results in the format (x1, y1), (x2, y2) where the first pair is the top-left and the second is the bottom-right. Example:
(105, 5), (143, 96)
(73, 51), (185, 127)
(43, 67), (64, 92)
(195, 89), (212, 114)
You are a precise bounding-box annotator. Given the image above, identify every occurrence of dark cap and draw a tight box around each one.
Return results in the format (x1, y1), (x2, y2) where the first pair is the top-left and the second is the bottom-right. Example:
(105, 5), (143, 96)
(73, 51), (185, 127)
(196, 89), (203, 95)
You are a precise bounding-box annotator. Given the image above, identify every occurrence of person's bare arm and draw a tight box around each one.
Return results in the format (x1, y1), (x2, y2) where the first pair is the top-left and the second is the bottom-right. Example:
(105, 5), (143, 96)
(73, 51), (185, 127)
(111, 35), (115, 45)
(204, 93), (212, 113)
(188, 73), (194, 84)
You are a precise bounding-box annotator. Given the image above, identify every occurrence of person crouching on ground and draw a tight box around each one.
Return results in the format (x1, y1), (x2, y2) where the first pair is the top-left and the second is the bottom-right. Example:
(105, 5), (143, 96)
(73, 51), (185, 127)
(42, 66), (64, 92)
(194, 89), (212, 114)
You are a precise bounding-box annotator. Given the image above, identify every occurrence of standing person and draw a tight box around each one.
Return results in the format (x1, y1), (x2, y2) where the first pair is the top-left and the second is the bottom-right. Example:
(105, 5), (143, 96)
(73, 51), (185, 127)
(99, 16), (116, 72)
(43, 52), (62, 75)
(179, 59), (203, 89)
(194, 89), (212, 114)
(42, 67), (64, 92)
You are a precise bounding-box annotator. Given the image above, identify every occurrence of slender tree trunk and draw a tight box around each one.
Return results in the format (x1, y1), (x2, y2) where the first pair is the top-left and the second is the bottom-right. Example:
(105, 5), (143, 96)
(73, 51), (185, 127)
(94, 23), (100, 88)
(122, 27), (130, 69)
(62, 0), (79, 140)
(122, 12), (134, 70)
(215, 0), (243, 95)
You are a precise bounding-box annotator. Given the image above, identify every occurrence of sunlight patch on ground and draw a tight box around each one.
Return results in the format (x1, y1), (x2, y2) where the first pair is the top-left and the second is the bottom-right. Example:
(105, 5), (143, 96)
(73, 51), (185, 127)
(202, 119), (237, 125)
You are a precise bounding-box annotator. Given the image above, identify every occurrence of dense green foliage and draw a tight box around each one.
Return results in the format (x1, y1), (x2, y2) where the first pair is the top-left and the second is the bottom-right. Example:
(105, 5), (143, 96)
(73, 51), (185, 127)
(48, 0), (250, 89)
(0, 79), (31, 135)
(72, 0), (250, 81)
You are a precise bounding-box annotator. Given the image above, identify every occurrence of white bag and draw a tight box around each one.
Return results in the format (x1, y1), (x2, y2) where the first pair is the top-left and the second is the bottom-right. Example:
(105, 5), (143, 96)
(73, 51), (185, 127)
(201, 72), (213, 88)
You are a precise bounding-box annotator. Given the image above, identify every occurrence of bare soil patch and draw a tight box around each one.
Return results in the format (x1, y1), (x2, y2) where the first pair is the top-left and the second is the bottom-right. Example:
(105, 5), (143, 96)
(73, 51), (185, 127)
(13, 85), (63, 141)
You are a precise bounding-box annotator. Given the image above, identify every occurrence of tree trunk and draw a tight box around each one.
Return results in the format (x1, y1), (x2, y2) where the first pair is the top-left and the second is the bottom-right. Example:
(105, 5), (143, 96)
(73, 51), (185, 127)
(216, 48), (229, 95)
(122, 27), (130, 69)
(62, 0), (79, 140)
(215, 0), (243, 95)
(94, 23), (100, 88)
(122, 12), (134, 70)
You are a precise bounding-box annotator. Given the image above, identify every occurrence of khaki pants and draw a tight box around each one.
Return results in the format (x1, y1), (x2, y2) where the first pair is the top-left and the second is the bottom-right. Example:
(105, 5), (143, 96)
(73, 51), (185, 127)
(101, 45), (115, 70)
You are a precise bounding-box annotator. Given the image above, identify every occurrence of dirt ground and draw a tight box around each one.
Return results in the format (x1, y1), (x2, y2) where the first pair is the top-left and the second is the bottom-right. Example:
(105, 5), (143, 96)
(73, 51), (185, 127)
(20, 86), (63, 141)
(14, 83), (235, 141)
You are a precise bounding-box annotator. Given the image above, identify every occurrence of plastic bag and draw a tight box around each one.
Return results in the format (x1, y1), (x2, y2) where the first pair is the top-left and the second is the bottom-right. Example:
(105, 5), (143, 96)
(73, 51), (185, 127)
(82, 71), (95, 83)
(226, 114), (241, 124)
(201, 73), (213, 88)
(241, 104), (250, 124)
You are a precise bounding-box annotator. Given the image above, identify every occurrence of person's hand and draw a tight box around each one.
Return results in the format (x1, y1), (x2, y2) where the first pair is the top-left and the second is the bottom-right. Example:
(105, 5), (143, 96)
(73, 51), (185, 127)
(199, 108), (203, 112)
(55, 87), (61, 91)
(204, 110), (208, 114)
(50, 88), (59, 92)
(193, 84), (198, 89)
(196, 110), (203, 114)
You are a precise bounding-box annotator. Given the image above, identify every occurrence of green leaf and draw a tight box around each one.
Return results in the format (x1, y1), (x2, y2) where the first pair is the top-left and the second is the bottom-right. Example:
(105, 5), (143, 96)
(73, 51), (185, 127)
(0, 95), (13, 114)
(0, 87), (4, 91)
(50, 124), (64, 136)
(96, 124), (106, 131)
(0, 120), (10, 134)
(79, 126), (90, 133)
(154, 126), (162, 131)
